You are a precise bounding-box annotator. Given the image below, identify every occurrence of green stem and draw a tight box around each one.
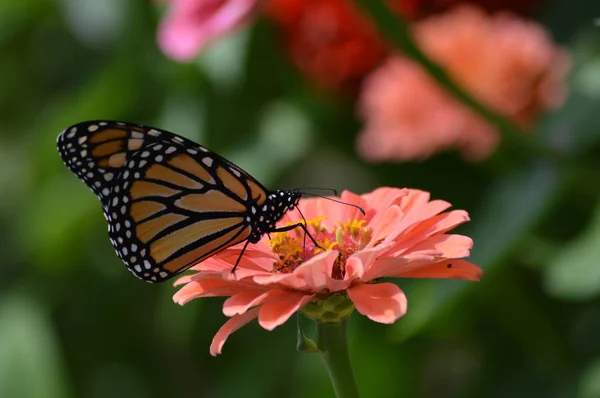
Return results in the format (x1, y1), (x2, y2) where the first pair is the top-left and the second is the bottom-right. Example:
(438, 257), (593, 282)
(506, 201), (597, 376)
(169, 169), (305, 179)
(317, 320), (361, 398)
(351, 0), (562, 162)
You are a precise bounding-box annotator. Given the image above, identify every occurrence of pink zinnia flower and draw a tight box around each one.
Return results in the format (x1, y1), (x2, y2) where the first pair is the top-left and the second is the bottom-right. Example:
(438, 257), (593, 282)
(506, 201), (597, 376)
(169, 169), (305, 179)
(358, 6), (570, 162)
(158, 0), (258, 61)
(173, 187), (482, 355)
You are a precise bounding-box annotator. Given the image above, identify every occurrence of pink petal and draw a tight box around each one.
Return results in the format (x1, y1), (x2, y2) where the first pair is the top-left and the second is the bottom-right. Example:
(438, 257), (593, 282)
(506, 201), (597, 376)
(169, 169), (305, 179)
(393, 210), (470, 247)
(158, 0), (257, 61)
(257, 290), (314, 330)
(223, 290), (268, 316)
(173, 272), (197, 286)
(363, 187), (409, 210)
(189, 256), (237, 272)
(173, 274), (261, 305)
(362, 252), (435, 281)
(214, 245), (275, 271)
(387, 199), (452, 241)
(399, 189), (432, 212)
(368, 205), (404, 246)
(347, 283), (407, 324)
(210, 307), (259, 356)
(392, 259), (483, 281)
(295, 250), (340, 290)
(346, 244), (393, 281)
(401, 234), (473, 258)
(252, 251), (338, 291)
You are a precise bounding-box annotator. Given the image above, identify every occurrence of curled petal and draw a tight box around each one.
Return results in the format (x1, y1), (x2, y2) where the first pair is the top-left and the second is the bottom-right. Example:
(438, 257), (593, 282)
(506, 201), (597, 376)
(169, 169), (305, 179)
(296, 250), (342, 291)
(252, 251), (338, 291)
(392, 259), (483, 281)
(173, 274), (250, 305)
(214, 245), (276, 271)
(210, 307), (259, 356)
(363, 187), (409, 210)
(388, 199), (452, 241)
(223, 290), (269, 316)
(399, 189), (431, 212)
(347, 244), (393, 281)
(368, 205), (404, 246)
(401, 234), (473, 258)
(258, 290), (314, 330)
(347, 282), (407, 324)
(397, 210), (470, 245)
(362, 252), (434, 281)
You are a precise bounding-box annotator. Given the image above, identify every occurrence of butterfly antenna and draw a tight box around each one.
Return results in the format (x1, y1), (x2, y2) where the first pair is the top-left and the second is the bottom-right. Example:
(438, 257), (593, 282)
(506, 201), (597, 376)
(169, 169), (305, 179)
(294, 187), (339, 196)
(298, 191), (366, 215)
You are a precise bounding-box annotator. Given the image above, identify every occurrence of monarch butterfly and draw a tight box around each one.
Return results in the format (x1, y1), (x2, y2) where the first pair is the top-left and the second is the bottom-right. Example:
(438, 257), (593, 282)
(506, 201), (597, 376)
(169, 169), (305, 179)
(56, 121), (318, 283)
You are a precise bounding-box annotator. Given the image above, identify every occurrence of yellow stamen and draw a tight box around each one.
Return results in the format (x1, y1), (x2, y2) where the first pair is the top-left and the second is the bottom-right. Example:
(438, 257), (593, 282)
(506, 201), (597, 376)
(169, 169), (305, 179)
(267, 216), (372, 277)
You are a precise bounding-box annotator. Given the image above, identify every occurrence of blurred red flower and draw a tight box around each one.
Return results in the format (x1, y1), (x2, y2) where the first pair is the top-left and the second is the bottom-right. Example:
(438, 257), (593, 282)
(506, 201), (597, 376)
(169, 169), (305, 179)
(264, 0), (542, 91)
(264, 0), (391, 92)
(357, 6), (570, 162)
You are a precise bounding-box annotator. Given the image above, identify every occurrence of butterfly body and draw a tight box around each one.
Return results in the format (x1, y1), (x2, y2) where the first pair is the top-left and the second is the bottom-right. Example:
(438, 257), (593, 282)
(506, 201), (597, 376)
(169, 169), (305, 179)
(57, 121), (301, 283)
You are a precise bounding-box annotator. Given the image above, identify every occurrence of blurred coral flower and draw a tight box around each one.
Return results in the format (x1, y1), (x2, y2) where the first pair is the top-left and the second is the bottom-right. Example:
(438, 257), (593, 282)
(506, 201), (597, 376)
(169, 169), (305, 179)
(173, 187), (482, 355)
(358, 6), (570, 162)
(158, 0), (258, 61)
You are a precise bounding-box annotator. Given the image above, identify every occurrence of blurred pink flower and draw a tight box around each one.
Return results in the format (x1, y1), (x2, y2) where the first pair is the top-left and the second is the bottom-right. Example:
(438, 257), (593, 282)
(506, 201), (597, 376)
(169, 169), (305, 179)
(158, 0), (258, 61)
(358, 5), (570, 162)
(173, 187), (482, 355)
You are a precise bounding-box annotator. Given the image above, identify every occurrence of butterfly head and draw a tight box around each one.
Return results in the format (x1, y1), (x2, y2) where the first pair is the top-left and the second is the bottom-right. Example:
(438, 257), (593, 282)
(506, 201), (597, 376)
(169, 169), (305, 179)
(248, 190), (302, 243)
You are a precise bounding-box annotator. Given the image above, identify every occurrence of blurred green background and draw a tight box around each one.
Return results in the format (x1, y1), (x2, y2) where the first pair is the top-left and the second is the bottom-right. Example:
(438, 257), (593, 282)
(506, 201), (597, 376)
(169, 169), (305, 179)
(3, 0), (600, 397)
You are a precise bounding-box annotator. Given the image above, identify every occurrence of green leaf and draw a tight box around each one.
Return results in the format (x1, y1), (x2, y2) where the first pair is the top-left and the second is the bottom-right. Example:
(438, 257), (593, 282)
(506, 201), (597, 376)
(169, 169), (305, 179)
(543, 204), (600, 301)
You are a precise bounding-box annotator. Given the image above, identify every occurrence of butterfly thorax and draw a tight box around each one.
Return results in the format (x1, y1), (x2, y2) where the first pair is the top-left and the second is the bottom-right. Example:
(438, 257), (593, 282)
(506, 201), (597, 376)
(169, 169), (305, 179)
(247, 190), (301, 243)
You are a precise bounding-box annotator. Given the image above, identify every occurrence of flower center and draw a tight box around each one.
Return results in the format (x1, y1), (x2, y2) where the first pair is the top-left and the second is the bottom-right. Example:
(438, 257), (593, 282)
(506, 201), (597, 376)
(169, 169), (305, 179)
(268, 217), (372, 278)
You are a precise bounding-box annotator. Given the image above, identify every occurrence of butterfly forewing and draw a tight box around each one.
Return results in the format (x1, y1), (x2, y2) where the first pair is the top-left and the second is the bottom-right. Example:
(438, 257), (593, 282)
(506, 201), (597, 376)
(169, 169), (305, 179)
(57, 121), (273, 282)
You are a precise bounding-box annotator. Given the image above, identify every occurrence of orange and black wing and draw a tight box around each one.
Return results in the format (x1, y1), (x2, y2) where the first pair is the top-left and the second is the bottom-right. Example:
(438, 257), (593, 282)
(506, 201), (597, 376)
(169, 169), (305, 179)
(57, 121), (269, 282)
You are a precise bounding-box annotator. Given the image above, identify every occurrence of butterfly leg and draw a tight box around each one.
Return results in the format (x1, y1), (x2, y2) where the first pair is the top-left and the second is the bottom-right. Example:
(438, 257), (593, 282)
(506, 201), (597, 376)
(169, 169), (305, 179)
(231, 239), (251, 274)
(272, 222), (322, 249)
